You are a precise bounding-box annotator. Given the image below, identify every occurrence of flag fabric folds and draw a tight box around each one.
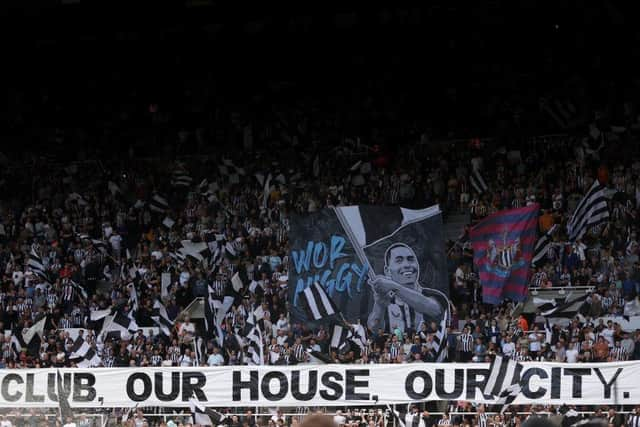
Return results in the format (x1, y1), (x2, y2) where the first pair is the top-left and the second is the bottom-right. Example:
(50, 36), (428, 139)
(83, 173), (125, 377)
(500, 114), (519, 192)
(171, 168), (193, 187)
(483, 355), (524, 413)
(149, 193), (169, 213)
(532, 224), (558, 266)
(470, 167), (489, 195)
(497, 383), (523, 414)
(189, 399), (226, 426)
(334, 205), (441, 248)
(567, 180), (609, 242)
(28, 247), (49, 280)
(539, 293), (589, 318)
(300, 282), (339, 321)
(471, 204), (539, 304)
(483, 355), (523, 397)
(245, 324), (263, 365)
(151, 299), (175, 336)
(69, 337), (102, 368)
(330, 324), (351, 350)
(11, 316), (46, 357)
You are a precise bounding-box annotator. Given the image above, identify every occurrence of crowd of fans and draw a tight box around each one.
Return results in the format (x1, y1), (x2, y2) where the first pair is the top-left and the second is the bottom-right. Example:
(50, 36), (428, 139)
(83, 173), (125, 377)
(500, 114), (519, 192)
(1, 96), (640, 423)
(2, 122), (640, 371)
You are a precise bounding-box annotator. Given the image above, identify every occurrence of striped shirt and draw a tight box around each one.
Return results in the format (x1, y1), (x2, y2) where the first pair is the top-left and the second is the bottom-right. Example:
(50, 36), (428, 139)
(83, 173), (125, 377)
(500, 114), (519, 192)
(389, 343), (401, 360)
(45, 292), (57, 308)
(459, 333), (474, 352)
(513, 351), (532, 362)
(16, 302), (30, 317)
(210, 280), (225, 298)
(292, 344), (305, 362)
(478, 413), (489, 427)
(168, 346), (181, 364)
(61, 281), (75, 302)
(611, 346), (628, 361)
(627, 414), (640, 427)
(72, 307), (84, 327)
(532, 272), (546, 287)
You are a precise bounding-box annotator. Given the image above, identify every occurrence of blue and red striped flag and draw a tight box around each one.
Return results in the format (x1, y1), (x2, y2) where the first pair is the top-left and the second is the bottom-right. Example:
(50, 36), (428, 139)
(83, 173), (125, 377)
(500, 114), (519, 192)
(470, 204), (539, 304)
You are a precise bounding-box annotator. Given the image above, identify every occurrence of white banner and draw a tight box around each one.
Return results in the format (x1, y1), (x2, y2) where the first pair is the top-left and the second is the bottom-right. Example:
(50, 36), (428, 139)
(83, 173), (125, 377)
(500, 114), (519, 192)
(0, 362), (637, 408)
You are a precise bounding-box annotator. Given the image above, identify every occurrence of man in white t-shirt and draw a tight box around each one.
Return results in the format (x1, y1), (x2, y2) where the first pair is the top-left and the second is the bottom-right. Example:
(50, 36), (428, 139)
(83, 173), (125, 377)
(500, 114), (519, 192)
(528, 327), (542, 355)
(501, 336), (515, 358)
(601, 323), (615, 347)
(276, 313), (289, 333)
(179, 349), (194, 367)
(0, 415), (13, 427)
(333, 411), (347, 426)
(565, 342), (579, 363)
(207, 347), (225, 366)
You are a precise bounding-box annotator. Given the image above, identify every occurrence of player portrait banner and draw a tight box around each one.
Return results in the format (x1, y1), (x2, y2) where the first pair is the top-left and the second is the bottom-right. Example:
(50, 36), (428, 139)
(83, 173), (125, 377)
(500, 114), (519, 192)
(288, 205), (449, 336)
(0, 363), (637, 408)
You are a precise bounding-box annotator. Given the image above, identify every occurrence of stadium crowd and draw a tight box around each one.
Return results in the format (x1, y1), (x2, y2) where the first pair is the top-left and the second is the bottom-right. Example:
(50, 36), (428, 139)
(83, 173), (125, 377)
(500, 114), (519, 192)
(2, 119), (640, 371)
(3, 40), (640, 427)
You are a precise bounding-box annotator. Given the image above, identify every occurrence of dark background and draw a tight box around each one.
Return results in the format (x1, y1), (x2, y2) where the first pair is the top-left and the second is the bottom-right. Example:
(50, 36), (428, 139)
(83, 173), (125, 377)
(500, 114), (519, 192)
(2, 0), (639, 154)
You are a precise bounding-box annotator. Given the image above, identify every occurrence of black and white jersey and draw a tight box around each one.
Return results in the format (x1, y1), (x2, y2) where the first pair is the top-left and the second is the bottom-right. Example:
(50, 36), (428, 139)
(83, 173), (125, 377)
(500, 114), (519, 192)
(627, 413), (640, 427)
(478, 413), (489, 427)
(459, 333), (474, 352)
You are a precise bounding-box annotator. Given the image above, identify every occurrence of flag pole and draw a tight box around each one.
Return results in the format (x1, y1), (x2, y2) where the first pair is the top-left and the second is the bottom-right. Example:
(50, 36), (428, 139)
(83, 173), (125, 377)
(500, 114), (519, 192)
(332, 208), (376, 281)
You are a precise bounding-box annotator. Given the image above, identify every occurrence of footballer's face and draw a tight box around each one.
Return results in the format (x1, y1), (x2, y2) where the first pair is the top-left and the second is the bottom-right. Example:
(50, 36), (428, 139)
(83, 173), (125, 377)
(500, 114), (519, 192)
(385, 245), (419, 286)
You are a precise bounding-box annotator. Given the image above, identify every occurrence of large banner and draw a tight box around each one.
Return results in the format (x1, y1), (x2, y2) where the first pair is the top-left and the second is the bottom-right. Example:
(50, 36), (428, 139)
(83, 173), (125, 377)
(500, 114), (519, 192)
(470, 204), (539, 304)
(0, 363), (638, 408)
(288, 205), (449, 336)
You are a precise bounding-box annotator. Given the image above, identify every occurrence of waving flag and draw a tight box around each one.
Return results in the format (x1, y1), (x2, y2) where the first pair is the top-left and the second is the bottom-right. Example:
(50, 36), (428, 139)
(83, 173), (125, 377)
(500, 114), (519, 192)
(471, 204), (539, 304)
(567, 180), (609, 242)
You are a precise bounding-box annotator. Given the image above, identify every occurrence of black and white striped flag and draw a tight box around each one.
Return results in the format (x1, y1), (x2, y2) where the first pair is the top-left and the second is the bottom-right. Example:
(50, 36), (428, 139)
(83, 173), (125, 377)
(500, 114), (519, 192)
(539, 293), (589, 318)
(300, 282), (339, 321)
(470, 167), (489, 195)
(497, 383), (522, 414)
(149, 193), (169, 213)
(567, 180), (609, 241)
(69, 338), (102, 368)
(219, 159), (245, 184)
(101, 311), (138, 341)
(532, 224), (558, 266)
(483, 355), (523, 397)
(27, 248), (49, 281)
(189, 399), (226, 426)
(151, 299), (175, 336)
(330, 324), (351, 350)
(246, 324), (263, 365)
(539, 97), (579, 130)
(11, 316), (47, 357)
(170, 250), (186, 264)
(171, 168), (193, 187)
